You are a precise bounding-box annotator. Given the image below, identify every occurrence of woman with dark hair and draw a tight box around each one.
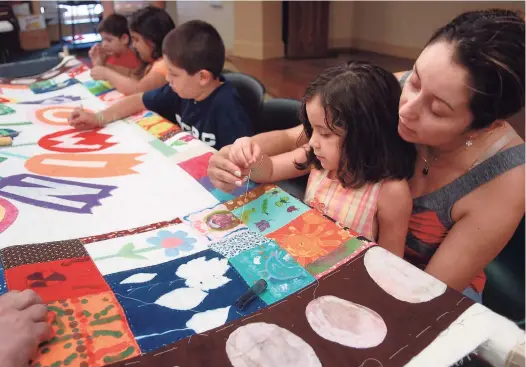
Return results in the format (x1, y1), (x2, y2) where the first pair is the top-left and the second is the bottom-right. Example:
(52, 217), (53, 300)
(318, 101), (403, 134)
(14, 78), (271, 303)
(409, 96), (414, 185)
(208, 9), (525, 302)
(90, 6), (175, 95)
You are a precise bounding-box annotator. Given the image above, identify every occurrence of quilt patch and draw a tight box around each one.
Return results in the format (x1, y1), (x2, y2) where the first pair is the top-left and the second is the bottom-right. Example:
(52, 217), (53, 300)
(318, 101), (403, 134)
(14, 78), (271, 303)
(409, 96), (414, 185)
(83, 80), (114, 96)
(5, 257), (110, 303)
(305, 237), (373, 278)
(85, 222), (210, 275)
(178, 152), (214, 180)
(105, 250), (265, 352)
(223, 183), (276, 211)
(32, 291), (140, 367)
(267, 210), (353, 266)
(229, 240), (316, 304)
(231, 186), (310, 236)
(0, 239), (89, 269)
(209, 230), (269, 259)
(183, 203), (248, 241)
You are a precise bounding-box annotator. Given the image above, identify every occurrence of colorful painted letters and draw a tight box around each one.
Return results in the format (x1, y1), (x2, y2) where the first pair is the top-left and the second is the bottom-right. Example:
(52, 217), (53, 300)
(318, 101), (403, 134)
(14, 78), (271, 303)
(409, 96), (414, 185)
(0, 174), (116, 213)
(38, 128), (117, 153)
(25, 153), (144, 178)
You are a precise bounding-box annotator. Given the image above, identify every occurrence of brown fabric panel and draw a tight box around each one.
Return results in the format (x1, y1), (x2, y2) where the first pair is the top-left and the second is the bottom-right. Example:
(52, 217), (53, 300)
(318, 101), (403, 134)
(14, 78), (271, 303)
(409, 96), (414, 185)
(111, 247), (473, 367)
(79, 217), (182, 244)
(0, 239), (88, 269)
(224, 184), (276, 211)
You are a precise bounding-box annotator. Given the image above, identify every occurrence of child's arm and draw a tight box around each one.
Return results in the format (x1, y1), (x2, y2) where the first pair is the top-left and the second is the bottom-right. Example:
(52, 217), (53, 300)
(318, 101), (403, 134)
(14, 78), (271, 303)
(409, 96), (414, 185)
(104, 64), (141, 80)
(91, 66), (166, 95)
(229, 138), (310, 184)
(68, 93), (145, 130)
(376, 179), (413, 257)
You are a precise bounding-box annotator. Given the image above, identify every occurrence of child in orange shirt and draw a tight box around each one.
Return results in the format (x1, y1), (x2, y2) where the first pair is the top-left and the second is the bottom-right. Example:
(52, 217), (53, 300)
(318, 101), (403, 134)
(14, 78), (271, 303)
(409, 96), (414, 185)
(90, 7), (175, 95)
(89, 14), (141, 76)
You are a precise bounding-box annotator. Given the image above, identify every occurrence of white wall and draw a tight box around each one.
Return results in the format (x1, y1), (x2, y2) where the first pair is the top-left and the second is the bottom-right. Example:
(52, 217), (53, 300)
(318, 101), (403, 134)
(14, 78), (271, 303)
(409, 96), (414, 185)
(328, 1), (356, 48)
(329, 1), (525, 58)
(167, 1), (235, 51)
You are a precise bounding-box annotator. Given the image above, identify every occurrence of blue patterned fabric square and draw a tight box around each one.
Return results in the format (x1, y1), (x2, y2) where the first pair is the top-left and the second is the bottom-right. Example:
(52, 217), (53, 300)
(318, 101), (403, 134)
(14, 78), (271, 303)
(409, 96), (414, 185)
(230, 240), (315, 304)
(105, 249), (265, 352)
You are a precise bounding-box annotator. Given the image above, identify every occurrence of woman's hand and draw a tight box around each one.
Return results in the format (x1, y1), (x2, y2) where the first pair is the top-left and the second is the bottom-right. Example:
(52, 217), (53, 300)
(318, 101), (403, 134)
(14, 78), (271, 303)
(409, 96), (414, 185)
(0, 290), (51, 367)
(68, 108), (103, 130)
(228, 137), (262, 170)
(208, 146), (249, 192)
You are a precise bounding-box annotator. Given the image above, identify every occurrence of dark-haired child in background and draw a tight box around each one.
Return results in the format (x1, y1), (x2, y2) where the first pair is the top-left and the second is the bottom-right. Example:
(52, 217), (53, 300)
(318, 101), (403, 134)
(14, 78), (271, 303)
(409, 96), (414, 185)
(69, 20), (254, 150)
(90, 6), (175, 95)
(89, 14), (141, 76)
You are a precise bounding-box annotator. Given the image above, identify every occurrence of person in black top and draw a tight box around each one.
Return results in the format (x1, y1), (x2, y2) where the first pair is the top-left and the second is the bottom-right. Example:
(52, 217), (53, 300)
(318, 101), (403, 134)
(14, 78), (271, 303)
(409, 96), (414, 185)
(69, 20), (254, 150)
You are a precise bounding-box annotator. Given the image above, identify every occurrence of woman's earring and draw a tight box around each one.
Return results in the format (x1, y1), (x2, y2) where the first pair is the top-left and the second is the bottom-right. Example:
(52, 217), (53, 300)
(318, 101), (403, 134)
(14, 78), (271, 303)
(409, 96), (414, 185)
(465, 136), (473, 150)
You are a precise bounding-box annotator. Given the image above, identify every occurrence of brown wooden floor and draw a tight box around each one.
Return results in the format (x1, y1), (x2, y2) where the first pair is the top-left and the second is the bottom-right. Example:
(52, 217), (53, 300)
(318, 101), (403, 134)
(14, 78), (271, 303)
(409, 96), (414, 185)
(228, 50), (415, 99)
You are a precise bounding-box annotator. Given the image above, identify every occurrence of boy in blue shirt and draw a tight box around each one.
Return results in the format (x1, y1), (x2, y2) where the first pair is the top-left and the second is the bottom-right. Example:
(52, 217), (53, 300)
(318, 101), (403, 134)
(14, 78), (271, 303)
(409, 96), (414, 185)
(69, 20), (253, 149)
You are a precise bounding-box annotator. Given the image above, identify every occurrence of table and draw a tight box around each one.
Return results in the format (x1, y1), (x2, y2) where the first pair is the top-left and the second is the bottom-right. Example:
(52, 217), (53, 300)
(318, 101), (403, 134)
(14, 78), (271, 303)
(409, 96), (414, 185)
(0, 57), (523, 367)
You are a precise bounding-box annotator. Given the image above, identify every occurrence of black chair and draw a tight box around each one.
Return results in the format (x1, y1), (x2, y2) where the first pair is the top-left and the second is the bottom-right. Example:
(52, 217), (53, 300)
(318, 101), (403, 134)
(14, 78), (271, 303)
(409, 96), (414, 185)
(223, 72), (265, 131)
(257, 98), (302, 134)
(482, 216), (525, 325)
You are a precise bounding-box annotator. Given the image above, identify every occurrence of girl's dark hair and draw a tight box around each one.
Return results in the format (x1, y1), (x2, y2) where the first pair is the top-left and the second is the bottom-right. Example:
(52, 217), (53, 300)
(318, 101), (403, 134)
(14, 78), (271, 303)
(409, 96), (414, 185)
(295, 61), (416, 189)
(427, 9), (525, 129)
(129, 6), (175, 60)
(97, 14), (130, 41)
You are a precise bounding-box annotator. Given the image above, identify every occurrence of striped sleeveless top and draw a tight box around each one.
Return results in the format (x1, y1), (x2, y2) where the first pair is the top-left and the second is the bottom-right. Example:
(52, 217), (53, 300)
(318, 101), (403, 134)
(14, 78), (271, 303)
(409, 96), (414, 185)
(406, 143), (525, 293)
(304, 169), (381, 240)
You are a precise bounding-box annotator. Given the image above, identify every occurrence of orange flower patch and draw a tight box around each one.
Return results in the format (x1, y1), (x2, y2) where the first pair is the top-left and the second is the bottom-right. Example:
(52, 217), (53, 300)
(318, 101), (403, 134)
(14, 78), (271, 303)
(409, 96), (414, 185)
(267, 210), (353, 266)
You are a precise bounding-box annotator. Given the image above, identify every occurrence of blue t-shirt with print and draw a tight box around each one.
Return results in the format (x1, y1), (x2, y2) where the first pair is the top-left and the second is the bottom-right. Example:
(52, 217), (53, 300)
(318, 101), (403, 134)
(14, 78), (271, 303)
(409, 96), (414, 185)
(142, 80), (253, 149)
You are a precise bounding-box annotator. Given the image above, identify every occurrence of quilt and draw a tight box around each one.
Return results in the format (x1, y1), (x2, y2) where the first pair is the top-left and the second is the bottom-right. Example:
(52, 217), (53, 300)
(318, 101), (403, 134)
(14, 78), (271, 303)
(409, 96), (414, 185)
(0, 58), (506, 367)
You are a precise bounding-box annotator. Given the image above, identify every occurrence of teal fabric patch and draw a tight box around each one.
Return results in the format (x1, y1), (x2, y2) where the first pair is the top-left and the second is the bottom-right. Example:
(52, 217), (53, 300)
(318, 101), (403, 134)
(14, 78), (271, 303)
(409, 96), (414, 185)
(210, 188), (235, 202)
(232, 187), (309, 235)
(30, 78), (78, 94)
(229, 240), (315, 304)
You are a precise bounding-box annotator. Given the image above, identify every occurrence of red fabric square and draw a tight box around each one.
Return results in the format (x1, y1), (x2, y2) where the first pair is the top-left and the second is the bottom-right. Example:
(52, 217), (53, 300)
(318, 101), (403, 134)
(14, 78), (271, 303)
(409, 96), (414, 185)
(5, 257), (110, 303)
(178, 152), (214, 180)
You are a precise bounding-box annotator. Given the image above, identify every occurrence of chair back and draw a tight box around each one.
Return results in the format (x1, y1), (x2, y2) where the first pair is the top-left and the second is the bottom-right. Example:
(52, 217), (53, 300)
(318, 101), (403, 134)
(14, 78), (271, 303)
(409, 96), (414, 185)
(223, 72), (265, 130)
(257, 98), (302, 134)
(483, 216), (525, 323)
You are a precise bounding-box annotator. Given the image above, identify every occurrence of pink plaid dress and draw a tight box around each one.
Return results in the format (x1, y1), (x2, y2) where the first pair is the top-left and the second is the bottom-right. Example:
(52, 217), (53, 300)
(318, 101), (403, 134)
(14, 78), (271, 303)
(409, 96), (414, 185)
(304, 169), (382, 241)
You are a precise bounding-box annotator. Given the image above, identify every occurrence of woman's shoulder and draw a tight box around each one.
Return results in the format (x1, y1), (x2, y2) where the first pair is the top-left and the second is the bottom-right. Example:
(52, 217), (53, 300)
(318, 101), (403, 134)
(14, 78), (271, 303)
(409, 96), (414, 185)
(452, 141), (524, 221)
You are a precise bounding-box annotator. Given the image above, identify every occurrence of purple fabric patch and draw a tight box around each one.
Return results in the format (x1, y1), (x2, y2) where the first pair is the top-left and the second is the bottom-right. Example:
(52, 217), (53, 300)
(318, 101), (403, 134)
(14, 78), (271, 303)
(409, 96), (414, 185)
(0, 174), (116, 214)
